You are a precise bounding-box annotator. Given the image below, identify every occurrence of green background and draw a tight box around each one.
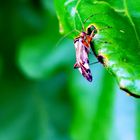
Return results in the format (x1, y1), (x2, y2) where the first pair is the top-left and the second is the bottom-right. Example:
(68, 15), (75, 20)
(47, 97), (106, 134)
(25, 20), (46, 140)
(0, 0), (140, 140)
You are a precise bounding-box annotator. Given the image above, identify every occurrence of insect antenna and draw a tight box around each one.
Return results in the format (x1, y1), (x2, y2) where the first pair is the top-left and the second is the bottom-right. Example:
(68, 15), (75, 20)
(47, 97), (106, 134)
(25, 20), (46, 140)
(83, 12), (108, 25)
(76, 12), (109, 32)
(75, 10), (85, 31)
(55, 29), (80, 48)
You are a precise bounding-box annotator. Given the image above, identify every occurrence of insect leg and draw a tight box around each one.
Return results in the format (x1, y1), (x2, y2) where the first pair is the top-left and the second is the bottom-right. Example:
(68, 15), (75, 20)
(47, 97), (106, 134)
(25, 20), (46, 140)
(89, 61), (99, 65)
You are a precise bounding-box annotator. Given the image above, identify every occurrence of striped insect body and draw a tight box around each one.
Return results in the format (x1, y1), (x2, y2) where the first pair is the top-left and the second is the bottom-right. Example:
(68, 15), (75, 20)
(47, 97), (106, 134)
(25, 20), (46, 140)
(74, 25), (97, 82)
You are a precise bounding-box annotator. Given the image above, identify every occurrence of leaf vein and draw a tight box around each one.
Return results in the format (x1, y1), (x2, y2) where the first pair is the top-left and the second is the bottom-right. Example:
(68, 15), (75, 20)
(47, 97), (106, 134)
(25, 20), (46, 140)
(123, 0), (140, 46)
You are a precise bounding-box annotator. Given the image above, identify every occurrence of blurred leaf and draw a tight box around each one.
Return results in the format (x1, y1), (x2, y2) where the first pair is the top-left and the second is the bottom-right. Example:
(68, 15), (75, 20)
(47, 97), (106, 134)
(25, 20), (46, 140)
(136, 102), (140, 140)
(17, 0), (75, 79)
(18, 36), (74, 79)
(55, 0), (140, 97)
(41, 0), (56, 15)
(0, 56), (3, 77)
(69, 64), (116, 140)
(0, 74), (72, 140)
(0, 1), (73, 140)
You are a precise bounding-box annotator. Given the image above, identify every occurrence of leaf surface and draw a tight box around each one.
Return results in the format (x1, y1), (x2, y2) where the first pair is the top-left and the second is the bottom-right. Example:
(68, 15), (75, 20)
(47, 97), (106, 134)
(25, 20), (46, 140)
(55, 0), (140, 97)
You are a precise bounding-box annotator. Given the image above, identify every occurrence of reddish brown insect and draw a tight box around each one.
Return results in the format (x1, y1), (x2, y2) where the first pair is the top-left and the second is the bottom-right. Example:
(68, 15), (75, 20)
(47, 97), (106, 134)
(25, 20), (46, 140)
(73, 25), (97, 82)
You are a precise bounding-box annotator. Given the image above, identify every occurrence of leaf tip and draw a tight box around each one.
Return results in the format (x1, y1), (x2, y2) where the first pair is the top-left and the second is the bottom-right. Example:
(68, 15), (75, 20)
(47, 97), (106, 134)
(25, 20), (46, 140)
(120, 87), (140, 98)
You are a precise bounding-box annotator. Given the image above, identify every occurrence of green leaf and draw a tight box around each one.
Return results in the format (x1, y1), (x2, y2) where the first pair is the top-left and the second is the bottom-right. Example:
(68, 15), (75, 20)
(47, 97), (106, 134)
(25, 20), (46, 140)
(55, 0), (140, 97)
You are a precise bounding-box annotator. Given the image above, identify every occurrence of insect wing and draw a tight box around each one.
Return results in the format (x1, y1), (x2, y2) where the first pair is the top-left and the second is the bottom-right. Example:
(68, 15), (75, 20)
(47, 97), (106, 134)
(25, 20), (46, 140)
(79, 63), (92, 82)
(74, 38), (92, 82)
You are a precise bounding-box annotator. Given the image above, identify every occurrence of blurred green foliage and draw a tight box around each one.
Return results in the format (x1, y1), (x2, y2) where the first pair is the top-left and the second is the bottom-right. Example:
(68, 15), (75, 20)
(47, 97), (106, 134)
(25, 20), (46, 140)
(0, 0), (140, 140)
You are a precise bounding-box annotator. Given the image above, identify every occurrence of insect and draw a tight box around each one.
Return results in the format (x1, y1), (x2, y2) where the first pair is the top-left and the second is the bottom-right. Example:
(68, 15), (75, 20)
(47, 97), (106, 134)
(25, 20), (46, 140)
(73, 25), (97, 82)
(56, 12), (109, 82)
